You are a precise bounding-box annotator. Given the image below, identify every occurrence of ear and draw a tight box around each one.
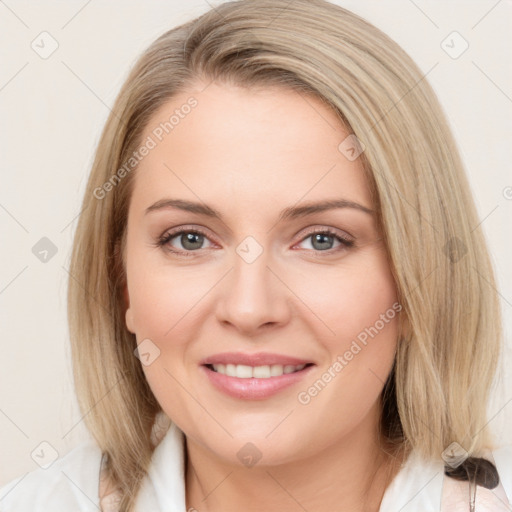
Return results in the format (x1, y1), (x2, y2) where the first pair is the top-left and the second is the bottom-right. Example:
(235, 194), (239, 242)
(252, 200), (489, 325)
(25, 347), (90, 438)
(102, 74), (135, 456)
(124, 282), (135, 334)
(114, 237), (135, 334)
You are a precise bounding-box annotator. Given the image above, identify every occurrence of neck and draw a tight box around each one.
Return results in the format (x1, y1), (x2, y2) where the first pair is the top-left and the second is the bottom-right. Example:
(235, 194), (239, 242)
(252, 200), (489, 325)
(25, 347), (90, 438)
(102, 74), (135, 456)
(184, 403), (406, 512)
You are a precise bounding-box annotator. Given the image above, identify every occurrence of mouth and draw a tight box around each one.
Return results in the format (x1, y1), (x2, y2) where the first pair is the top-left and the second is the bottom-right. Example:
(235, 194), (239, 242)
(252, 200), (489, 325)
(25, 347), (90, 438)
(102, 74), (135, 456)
(204, 362), (315, 378)
(201, 362), (316, 400)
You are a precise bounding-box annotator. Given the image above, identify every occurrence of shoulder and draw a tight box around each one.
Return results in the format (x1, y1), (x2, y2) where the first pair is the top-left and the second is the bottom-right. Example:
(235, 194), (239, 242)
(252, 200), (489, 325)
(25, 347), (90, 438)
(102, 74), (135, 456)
(492, 444), (512, 504)
(438, 445), (512, 512)
(0, 439), (103, 512)
(379, 451), (445, 512)
(381, 446), (512, 512)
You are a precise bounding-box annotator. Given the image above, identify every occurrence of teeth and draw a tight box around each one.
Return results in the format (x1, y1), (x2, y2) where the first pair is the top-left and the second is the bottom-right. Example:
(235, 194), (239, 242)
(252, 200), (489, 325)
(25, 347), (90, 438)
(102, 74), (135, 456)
(211, 363), (307, 378)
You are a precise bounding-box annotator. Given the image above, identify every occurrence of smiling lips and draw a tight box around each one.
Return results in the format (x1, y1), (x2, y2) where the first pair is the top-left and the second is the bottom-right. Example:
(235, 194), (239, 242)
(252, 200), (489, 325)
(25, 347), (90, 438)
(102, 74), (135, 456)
(210, 362), (309, 378)
(200, 351), (316, 400)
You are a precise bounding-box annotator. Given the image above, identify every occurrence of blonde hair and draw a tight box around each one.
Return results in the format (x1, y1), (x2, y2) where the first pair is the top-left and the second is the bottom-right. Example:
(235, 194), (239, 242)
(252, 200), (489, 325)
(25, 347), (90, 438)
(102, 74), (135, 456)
(67, 0), (502, 509)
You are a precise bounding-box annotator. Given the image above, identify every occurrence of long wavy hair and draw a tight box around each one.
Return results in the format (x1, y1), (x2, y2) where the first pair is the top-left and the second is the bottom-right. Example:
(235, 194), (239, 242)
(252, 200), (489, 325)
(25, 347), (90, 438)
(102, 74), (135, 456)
(67, 0), (503, 509)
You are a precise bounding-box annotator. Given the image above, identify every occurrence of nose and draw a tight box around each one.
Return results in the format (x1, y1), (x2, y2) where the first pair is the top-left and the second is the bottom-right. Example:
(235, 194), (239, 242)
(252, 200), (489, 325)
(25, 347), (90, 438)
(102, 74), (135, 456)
(215, 246), (291, 336)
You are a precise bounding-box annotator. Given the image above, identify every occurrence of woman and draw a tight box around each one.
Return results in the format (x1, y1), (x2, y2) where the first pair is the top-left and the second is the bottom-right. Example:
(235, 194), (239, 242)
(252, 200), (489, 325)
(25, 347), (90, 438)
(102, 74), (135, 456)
(1, 0), (510, 510)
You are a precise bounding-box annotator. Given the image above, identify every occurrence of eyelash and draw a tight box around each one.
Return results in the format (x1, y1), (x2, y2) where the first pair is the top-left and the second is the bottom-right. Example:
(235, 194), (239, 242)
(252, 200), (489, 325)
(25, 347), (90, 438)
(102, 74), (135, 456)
(155, 226), (355, 258)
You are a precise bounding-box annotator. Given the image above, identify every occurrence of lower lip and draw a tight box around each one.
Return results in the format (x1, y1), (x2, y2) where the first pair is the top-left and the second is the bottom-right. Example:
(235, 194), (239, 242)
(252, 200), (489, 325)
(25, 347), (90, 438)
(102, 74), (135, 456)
(200, 364), (315, 400)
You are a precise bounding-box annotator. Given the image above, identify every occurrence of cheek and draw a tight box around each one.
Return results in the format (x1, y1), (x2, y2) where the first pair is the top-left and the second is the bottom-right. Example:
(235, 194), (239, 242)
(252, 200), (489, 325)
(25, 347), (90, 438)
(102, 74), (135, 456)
(126, 258), (214, 341)
(291, 252), (399, 403)
(290, 254), (399, 428)
(125, 259), (204, 417)
(291, 252), (398, 346)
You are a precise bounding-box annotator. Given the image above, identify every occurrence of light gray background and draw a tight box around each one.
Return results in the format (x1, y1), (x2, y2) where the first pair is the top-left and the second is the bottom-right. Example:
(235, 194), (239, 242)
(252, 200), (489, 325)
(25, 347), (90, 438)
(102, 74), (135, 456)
(1, 0), (511, 487)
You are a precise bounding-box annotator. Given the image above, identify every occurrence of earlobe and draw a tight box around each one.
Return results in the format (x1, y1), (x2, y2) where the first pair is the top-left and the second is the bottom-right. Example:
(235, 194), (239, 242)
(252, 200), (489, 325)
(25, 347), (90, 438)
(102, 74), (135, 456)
(115, 238), (134, 333)
(123, 283), (135, 333)
(125, 307), (135, 334)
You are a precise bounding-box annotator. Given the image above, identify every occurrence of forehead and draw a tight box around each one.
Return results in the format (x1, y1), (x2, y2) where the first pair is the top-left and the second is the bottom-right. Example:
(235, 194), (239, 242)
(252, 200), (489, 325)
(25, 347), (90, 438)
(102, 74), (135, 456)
(131, 82), (372, 213)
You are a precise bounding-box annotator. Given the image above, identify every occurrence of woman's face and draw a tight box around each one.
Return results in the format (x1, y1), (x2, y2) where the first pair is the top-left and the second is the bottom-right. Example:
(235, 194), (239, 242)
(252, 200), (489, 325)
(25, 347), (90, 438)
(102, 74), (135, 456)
(124, 81), (400, 466)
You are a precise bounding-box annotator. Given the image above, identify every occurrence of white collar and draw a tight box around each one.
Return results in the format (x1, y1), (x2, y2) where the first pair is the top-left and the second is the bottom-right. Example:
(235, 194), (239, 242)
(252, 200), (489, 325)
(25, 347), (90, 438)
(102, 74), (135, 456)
(379, 450), (444, 511)
(135, 420), (187, 511)
(131, 419), (509, 512)
(134, 419), (445, 511)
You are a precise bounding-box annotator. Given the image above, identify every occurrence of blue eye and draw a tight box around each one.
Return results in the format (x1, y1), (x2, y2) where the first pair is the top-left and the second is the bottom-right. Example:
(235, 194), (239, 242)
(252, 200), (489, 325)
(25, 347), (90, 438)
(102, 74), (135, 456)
(156, 227), (354, 256)
(157, 228), (213, 255)
(297, 229), (354, 252)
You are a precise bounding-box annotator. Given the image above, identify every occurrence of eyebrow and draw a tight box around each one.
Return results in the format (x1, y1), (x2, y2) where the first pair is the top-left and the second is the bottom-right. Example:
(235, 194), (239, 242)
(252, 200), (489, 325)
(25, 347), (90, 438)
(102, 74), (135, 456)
(145, 198), (373, 221)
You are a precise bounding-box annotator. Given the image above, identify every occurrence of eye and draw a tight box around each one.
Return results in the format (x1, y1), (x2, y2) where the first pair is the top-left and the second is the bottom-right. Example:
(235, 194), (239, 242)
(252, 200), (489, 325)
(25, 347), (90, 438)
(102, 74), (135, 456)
(156, 227), (215, 256)
(156, 226), (355, 257)
(294, 228), (354, 253)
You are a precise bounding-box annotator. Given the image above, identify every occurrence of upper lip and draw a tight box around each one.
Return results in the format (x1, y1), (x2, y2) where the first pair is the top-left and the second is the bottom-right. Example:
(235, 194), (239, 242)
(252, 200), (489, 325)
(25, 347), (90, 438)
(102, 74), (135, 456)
(200, 352), (314, 367)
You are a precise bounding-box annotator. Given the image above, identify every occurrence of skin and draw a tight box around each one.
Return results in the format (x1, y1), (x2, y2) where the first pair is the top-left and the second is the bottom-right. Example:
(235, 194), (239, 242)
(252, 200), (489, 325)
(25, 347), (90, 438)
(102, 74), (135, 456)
(124, 81), (403, 512)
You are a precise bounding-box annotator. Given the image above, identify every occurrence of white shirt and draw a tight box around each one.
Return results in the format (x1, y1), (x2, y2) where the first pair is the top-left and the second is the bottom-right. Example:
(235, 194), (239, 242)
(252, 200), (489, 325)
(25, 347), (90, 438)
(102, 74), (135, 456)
(1, 419), (511, 511)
